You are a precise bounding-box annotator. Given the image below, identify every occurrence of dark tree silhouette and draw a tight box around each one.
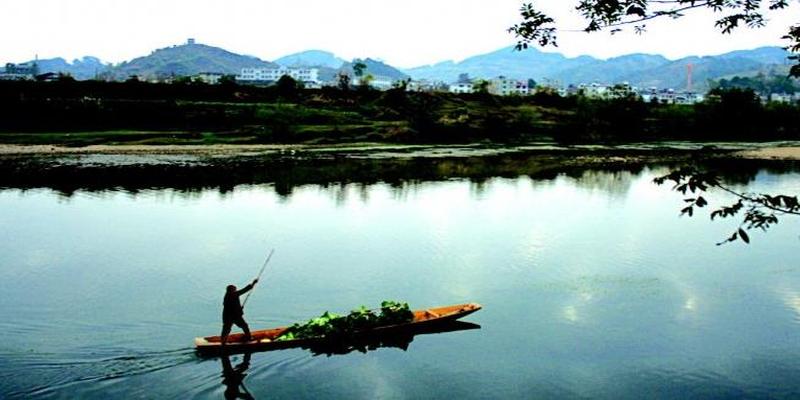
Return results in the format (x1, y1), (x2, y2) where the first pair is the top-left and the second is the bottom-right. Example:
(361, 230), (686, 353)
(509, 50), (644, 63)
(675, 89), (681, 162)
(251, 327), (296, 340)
(655, 169), (800, 244)
(352, 61), (367, 78)
(275, 75), (302, 98)
(337, 72), (351, 91)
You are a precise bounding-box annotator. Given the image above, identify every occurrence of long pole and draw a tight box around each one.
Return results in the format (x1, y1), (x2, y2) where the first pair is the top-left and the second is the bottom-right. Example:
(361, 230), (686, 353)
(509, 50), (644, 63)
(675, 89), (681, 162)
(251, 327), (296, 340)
(242, 248), (275, 308)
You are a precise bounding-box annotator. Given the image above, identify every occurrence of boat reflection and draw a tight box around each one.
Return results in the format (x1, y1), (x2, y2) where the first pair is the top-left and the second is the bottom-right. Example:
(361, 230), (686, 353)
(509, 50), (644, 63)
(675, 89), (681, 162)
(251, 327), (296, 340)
(210, 320), (481, 359)
(217, 321), (479, 399)
(302, 320), (481, 357)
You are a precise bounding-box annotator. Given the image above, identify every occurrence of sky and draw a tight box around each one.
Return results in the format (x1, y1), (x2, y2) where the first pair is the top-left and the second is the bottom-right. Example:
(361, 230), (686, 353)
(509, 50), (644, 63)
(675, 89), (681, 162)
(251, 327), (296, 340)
(1, 0), (797, 67)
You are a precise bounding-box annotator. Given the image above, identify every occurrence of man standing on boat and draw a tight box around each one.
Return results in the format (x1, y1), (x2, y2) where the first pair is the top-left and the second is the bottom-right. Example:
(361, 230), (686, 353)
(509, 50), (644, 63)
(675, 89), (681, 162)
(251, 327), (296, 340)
(221, 279), (258, 346)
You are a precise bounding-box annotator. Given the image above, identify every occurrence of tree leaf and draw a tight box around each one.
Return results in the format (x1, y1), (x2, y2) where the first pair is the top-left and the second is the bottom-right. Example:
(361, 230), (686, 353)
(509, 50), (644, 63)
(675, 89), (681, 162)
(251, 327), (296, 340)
(739, 228), (750, 244)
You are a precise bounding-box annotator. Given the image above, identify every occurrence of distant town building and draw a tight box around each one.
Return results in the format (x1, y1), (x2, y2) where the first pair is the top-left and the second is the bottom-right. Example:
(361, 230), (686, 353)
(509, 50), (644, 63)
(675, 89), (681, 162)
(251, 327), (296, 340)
(0, 62), (38, 80)
(564, 84), (581, 96)
(195, 72), (225, 84)
(488, 76), (528, 96)
(607, 82), (635, 99)
(449, 82), (474, 94)
(367, 78), (396, 90)
(237, 67), (320, 85)
(674, 92), (704, 104)
(407, 79), (447, 93)
(35, 72), (60, 82)
(187, 38), (196, 45)
(580, 83), (609, 98)
(770, 93), (795, 103)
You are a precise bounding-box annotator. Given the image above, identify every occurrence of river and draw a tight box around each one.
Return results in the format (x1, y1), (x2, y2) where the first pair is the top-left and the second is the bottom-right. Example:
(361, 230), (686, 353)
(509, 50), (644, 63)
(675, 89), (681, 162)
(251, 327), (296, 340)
(1, 165), (799, 399)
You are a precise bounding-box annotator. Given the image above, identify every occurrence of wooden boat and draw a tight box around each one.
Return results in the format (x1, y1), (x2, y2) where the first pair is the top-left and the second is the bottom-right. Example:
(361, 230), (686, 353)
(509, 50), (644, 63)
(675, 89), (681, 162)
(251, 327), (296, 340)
(195, 303), (482, 356)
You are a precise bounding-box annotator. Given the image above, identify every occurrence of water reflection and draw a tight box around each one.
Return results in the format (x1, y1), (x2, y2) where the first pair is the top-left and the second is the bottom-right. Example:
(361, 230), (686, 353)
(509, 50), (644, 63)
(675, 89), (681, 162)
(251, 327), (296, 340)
(221, 353), (254, 400)
(784, 291), (800, 321)
(215, 321), (480, 399)
(5, 152), (798, 201)
(568, 170), (637, 199)
(2, 161), (800, 399)
(301, 321), (481, 357)
(207, 321), (482, 359)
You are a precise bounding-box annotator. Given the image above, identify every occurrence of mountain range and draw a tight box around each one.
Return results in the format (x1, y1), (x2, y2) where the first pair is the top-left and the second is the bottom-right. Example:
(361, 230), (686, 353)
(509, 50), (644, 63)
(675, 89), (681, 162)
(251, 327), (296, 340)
(5, 41), (794, 90)
(30, 56), (109, 80)
(406, 46), (794, 90)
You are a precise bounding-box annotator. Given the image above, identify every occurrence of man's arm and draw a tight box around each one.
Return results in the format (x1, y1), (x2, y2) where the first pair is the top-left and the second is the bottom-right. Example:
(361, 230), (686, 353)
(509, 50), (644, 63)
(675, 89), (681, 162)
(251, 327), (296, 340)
(236, 279), (259, 296)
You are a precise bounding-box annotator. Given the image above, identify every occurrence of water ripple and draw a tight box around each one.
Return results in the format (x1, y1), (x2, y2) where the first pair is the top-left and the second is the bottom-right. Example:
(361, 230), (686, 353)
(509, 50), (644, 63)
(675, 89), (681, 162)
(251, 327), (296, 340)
(1, 348), (195, 399)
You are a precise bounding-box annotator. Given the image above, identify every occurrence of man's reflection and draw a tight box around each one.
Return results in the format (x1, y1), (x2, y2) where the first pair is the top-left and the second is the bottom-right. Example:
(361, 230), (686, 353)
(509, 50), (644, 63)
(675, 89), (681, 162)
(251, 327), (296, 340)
(221, 353), (254, 400)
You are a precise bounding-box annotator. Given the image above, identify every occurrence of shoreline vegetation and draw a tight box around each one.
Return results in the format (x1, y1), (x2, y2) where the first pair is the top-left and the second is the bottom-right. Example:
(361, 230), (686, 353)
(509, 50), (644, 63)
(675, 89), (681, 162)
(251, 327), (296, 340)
(2, 80), (800, 147)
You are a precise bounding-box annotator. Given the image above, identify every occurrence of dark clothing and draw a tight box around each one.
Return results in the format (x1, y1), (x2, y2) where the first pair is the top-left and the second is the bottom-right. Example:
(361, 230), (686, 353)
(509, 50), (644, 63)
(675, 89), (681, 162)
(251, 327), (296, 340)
(221, 283), (255, 345)
(223, 283), (254, 320)
(221, 316), (251, 343)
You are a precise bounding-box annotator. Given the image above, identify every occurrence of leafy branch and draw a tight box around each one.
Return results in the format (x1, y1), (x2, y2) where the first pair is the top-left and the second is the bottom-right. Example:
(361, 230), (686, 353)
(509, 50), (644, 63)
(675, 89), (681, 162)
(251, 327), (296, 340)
(511, 0), (799, 76)
(654, 169), (800, 245)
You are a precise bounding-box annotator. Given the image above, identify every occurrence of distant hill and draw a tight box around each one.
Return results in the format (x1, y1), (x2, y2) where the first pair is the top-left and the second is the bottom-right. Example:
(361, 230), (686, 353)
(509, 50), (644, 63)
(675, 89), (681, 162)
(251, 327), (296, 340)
(340, 58), (409, 81)
(405, 46), (597, 83)
(550, 54), (669, 85)
(275, 50), (346, 69)
(624, 55), (765, 90)
(8, 57), (111, 80)
(109, 41), (278, 80)
(405, 46), (794, 90)
(716, 47), (793, 65)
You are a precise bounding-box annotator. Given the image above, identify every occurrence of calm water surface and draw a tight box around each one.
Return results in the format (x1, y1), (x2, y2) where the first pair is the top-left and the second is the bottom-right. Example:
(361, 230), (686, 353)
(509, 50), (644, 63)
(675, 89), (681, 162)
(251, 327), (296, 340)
(1, 167), (799, 399)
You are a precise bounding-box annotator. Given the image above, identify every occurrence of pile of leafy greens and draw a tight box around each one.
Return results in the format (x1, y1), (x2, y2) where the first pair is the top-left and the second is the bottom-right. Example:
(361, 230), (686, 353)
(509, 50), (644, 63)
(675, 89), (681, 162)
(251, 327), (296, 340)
(275, 301), (414, 342)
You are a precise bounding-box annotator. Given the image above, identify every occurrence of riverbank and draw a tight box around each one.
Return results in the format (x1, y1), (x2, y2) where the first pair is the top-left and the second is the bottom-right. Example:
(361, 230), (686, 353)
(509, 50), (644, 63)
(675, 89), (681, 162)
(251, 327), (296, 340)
(733, 146), (800, 160)
(1, 141), (798, 158)
(3, 141), (799, 196)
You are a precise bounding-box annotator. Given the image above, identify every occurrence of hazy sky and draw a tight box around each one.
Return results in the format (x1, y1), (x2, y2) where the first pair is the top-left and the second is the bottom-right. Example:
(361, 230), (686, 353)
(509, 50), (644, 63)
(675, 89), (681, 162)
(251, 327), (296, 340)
(1, 0), (797, 67)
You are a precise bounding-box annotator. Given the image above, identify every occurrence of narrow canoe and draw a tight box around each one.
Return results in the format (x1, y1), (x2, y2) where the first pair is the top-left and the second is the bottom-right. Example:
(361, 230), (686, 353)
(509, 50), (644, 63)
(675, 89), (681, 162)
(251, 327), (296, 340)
(195, 302), (482, 355)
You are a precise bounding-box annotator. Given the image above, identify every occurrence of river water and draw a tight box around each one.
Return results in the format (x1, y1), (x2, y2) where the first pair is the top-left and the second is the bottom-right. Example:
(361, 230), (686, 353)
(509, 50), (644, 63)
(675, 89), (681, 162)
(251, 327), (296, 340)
(1, 166), (799, 399)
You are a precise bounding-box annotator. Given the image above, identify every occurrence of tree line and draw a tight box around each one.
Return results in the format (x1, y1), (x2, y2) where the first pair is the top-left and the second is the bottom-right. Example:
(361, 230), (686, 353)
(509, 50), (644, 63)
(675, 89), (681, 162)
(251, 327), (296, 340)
(0, 79), (798, 144)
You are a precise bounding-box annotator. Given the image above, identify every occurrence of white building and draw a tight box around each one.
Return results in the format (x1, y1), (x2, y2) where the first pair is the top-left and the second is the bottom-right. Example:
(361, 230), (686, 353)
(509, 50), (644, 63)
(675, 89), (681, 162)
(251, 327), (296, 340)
(449, 82), (474, 94)
(489, 77), (528, 96)
(238, 67), (320, 85)
(0, 62), (38, 81)
(580, 83), (609, 98)
(770, 93), (795, 103)
(370, 78), (395, 90)
(607, 82), (635, 99)
(674, 92), (704, 104)
(407, 80), (447, 92)
(195, 72), (225, 84)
